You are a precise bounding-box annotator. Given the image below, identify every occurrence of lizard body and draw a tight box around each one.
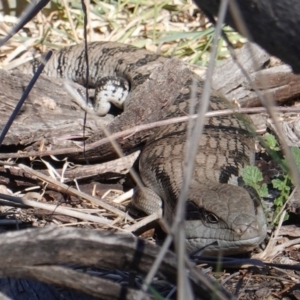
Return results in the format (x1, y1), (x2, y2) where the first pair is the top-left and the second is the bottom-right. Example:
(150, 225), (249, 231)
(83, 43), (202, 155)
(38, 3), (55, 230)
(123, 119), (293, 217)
(20, 42), (267, 254)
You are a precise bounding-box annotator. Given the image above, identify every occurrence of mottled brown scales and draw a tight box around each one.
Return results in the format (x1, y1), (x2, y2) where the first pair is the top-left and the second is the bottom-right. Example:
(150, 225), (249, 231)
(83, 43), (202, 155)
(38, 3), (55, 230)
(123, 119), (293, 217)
(20, 42), (267, 255)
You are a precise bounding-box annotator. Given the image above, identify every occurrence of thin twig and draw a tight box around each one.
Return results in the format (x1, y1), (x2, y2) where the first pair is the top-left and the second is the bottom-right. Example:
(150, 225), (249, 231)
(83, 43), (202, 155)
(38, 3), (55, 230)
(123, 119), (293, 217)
(175, 1), (229, 298)
(0, 105), (298, 160)
(0, 193), (113, 225)
(17, 163), (133, 221)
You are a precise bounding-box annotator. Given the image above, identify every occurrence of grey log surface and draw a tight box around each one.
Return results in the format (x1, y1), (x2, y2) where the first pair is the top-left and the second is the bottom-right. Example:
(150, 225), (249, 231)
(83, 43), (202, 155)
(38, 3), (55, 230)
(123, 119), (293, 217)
(193, 0), (300, 73)
(0, 227), (233, 300)
(0, 59), (196, 162)
(0, 69), (94, 148)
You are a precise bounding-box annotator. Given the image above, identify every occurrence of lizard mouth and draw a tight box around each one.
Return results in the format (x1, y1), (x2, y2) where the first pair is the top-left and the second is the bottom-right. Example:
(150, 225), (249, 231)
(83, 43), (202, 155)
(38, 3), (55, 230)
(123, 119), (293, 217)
(186, 236), (265, 256)
(184, 219), (267, 256)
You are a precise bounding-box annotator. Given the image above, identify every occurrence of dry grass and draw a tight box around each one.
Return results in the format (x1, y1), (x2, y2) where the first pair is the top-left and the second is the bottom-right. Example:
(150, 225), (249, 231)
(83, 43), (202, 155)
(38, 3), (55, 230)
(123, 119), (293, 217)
(0, 0), (244, 67)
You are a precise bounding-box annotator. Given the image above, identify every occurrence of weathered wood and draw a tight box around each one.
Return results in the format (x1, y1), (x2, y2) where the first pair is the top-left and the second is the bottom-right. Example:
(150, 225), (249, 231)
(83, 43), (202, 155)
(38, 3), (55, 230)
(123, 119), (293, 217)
(2, 47), (300, 164)
(0, 151), (139, 189)
(213, 43), (270, 96)
(213, 43), (300, 107)
(0, 60), (195, 163)
(0, 227), (233, 300)
(0, 277), (97, 300)
(0, 70), (91, 147)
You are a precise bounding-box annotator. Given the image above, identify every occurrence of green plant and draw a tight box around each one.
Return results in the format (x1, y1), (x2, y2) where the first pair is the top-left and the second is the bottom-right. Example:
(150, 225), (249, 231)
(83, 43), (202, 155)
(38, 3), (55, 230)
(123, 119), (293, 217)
(242, 165), (268, 198)
(271, 175), (291, 223)
(242, 134), (300, 224)
(264, 133), (280, 151)
(271, 146), (300, 222)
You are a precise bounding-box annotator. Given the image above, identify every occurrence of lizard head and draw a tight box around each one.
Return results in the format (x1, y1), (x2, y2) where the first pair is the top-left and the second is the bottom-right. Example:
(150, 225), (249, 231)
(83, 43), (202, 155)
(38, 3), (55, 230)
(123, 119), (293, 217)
(183, 183), (267, 255)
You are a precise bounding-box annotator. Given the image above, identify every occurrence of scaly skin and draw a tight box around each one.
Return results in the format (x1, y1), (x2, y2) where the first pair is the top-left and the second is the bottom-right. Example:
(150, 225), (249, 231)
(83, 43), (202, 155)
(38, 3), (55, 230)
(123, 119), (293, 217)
(132, 76), (267, 254)
(20, 42), (267, 254)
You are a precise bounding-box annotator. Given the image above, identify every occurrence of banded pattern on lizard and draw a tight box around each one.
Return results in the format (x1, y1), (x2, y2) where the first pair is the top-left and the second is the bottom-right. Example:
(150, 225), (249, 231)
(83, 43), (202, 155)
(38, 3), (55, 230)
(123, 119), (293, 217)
(19, 42), (267, 255)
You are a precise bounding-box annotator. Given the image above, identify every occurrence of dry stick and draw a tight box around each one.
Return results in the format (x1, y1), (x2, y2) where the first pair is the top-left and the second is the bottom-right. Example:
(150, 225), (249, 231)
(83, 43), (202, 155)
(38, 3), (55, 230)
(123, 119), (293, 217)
(136, 220), (174, 300)
(208, 0), (300, 262)
(221, 271), (240, 285)
(0, 0), (50, 47)
(226, 1), (300, 261)
(84, 0), (92, 42)
(176, 2), (228, 299)
(267, 238), (300, 261)
(0, 226), (230, 300)
(0, 105), (299, 160)
(264, 266), (300, 282)
(186, 258), (233, 300)
(138, 2), (229, 299)
(0, 153), (138, 195)
(272, 188), (298, 226)
(63, 83), (146, 198)
(0, 51), (52, 146)
(125, 210), (161, 233)
(0, 199), (27, 208)
(80, 0), (91, 165)
(61, 0), (80, 44)
(266, 210), (287, 259)
(17, 163), (133, 221)
(0, 265), (151, 300)
(0, 194), (113, 225)
(228, 0), (300, 201)
(255, 189), (293, 261)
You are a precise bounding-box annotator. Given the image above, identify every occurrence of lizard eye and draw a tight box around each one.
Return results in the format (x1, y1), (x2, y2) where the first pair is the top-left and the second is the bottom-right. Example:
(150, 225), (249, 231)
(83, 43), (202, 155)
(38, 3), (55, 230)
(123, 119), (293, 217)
(185, 201), (219, 224)
(204, 212), (219, 224)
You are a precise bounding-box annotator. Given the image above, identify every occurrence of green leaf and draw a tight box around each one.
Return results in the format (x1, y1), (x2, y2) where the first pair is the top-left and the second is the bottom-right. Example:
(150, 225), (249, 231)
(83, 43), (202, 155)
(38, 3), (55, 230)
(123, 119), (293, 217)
(264, 133), (280, 151)
(259, 183), (269, 198)
(274, 197), (283, 207)
(272, 178), (285, 190)
(242, 165), (263, 186)
(242, 166), (268, 198)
